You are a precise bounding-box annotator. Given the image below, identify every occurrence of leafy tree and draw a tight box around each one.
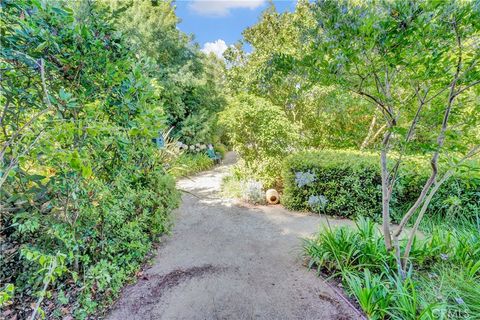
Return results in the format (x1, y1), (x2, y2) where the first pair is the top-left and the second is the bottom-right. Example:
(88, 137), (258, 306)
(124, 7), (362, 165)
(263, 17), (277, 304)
(224, 1), (376, 149)
(103, 0), (227, 145)
(103, 0), (192, 68)
(304, 0), (480, 274)
(219, 94), (297, 187)
(160, 55), (227, 145)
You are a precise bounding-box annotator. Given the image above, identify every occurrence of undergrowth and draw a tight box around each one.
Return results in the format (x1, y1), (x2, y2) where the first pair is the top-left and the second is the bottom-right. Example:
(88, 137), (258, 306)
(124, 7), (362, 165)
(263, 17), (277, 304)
(304, 217), (480, 319)
(170, 153), (215, 178)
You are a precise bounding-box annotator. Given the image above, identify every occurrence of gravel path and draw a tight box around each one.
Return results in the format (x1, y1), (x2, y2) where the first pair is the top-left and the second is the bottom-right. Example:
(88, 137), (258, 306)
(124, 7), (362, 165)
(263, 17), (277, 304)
(106, 152), (361, 320)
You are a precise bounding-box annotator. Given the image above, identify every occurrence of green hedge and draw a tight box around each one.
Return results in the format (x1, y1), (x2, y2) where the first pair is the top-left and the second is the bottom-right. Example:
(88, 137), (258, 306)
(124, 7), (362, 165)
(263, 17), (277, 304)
(282, 150), (480, 220)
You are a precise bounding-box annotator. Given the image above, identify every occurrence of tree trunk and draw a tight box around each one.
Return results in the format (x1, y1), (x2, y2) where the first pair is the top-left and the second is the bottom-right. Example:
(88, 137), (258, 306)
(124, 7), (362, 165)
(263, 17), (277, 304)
(380, 130), (393, 250)
(360, 115), (376, 150)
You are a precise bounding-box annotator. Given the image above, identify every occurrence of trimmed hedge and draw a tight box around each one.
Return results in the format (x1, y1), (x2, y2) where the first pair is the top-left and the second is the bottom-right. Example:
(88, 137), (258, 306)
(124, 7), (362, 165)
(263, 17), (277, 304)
(282, 150), (480, 221)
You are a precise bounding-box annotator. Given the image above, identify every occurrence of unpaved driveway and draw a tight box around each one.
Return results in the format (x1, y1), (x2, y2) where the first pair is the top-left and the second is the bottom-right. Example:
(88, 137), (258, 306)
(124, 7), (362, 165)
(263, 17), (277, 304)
(107, 153), (361, 320)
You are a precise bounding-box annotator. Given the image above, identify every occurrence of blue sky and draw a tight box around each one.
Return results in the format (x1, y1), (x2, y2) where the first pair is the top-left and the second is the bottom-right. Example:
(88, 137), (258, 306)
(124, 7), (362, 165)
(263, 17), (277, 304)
(175, 0), (297, 56)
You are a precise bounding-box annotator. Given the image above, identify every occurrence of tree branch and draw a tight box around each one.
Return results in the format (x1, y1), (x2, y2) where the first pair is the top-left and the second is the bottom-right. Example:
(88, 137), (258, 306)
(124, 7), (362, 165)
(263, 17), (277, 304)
(392, 18), (463, 241)
(402, 144), (480, 270)
(454, 79), (480, 97)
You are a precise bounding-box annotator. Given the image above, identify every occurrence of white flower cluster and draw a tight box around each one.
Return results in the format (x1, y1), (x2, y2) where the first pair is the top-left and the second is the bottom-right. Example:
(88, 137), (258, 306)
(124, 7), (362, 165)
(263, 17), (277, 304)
(308, 195), (328, 213)
(177, 142), (208, 153)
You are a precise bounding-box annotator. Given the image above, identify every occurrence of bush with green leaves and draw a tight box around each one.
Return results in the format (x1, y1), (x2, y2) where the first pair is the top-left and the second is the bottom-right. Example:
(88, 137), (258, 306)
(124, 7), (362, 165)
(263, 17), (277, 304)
(219, 94), (297, 187)
(103, 0), (227, 146)
(304, 217), (480, 319)
(0, 1), (180, 318)
(170, 153), (214, 178)
(282, 150), (480, 221)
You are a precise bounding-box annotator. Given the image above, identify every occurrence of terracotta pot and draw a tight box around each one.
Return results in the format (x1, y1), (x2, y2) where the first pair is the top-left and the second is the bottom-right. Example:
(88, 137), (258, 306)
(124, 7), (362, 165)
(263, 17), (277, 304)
(266, 189), (280, 204)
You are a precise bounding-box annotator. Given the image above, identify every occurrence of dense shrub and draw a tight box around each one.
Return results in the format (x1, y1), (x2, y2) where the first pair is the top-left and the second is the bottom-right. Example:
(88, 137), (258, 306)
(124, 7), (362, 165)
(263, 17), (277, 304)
(0, 1), (179, 318)
(282, 150), (480, 220)
(304, 218), (480, 319)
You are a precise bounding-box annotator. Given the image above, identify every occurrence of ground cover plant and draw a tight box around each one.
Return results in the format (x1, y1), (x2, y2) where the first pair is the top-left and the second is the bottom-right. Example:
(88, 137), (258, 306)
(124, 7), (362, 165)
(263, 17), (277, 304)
(170, 153), (214, 178)
(304, 217), (480, 319)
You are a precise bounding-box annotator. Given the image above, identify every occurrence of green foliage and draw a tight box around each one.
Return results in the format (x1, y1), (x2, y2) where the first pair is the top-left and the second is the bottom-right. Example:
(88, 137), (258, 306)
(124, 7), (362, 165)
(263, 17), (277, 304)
(224, 2), (384, 151)
(344, 270), (391, 319)
(103, 0), (227, 146)
(221, 174), (266, 204)
(219, 94), (297, 187)
(282, 150), (480, 220)
(304, 217), (480, 319)
(0, 284), (15, 307)
(306, 0), (480, 153)
(221, 174), (243, 199)
(213, 143), (227, 158)
(283, 150), (383, 218)
(170, 153), (214, 178)
(0, 0), (180, 317)
(160, 57), (227, 145)
(102, 0), (189, 68)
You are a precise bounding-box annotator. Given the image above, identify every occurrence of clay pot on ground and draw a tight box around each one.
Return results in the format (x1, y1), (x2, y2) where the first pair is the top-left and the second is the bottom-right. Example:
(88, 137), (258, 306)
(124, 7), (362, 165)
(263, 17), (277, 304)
(266, 189), (280, 204)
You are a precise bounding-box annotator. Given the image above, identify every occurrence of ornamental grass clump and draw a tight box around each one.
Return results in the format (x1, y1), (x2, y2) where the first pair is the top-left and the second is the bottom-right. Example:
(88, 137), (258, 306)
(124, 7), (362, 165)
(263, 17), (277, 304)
(304, 217), (480, 319)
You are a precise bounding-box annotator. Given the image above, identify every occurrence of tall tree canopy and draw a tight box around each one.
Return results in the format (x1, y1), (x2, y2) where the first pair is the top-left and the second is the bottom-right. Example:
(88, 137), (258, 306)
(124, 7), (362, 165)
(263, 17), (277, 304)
(103, 0), (227, 145)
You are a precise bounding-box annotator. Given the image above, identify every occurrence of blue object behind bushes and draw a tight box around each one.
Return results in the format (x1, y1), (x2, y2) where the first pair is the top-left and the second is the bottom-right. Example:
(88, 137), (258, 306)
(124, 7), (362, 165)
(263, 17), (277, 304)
(282, 150), (480, 221)
(207, 147), (222, 163)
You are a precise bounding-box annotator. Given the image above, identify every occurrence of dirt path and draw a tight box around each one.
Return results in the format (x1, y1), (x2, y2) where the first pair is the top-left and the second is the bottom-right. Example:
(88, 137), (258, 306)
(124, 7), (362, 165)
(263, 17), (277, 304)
(106, 152), (361, 320)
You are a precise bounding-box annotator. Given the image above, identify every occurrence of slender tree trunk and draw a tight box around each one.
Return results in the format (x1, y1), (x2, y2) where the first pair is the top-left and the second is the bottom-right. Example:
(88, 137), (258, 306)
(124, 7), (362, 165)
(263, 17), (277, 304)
(29, 258), (57, 320)
(402, 172), (451, 269)
(402, 145), (480, 270)
(380, 130), (393, 250)
(360, 115), (376, 150)
(391, 20), (466, 275)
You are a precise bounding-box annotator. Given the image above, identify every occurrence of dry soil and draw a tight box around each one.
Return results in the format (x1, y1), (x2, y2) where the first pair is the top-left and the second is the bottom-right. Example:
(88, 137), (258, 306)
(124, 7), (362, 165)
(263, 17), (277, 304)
(106, 152), (362, 320)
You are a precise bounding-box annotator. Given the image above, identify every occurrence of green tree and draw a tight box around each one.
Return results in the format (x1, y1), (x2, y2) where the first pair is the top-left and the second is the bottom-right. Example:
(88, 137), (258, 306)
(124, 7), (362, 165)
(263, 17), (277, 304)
(219, 94), (297, 187)
(304, 0), (480, 274)
(103, 0), (191, 68)
(103, 0), (227, 145)
(224, 1), (376, 150)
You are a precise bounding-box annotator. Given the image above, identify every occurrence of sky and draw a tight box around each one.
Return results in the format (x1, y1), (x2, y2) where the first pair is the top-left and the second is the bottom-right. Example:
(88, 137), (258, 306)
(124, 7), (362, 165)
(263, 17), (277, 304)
(175, 0), (297, 58)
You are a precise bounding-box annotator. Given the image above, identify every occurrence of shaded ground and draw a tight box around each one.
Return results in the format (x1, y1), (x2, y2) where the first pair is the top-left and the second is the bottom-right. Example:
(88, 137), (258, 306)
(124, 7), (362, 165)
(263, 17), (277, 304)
(106, 152), (362, 320)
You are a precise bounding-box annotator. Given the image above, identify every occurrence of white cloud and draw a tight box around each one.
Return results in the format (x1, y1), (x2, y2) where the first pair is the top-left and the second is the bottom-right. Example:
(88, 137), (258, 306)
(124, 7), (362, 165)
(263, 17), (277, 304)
(189, 0), (266, 17)
(201, 39), (229, 58)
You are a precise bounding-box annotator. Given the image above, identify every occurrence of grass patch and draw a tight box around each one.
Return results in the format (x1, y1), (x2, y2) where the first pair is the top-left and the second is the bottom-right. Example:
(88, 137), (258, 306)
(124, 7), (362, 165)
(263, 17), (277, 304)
(170, 153), (215, 178)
